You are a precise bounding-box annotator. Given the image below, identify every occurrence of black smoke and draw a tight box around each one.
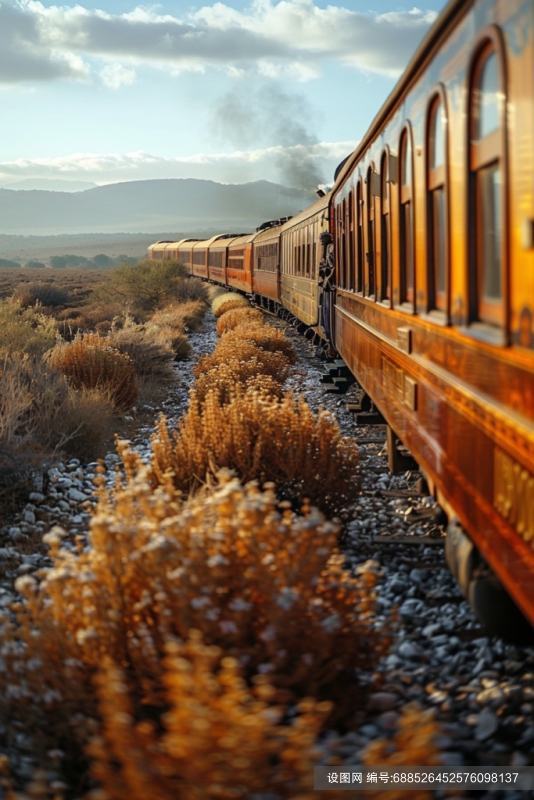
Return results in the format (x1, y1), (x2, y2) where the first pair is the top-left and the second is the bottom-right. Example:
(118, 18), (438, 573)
(211, 84), (324, 192)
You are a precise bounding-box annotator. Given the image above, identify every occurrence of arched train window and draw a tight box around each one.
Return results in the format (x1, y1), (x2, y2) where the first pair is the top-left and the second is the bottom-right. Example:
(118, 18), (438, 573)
(469, 36), (506, 327)
(380, 151), (390, 302)
(399, 128), (414, 305)
(427, 93), (448, 313)
(366, 166), (375, 297)
(357, 179), (364, 293)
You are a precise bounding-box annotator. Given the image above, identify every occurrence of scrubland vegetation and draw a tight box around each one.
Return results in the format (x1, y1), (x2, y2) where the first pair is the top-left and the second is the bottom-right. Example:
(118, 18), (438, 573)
(0, 264), (208, 497)
(0, 275), (442, 797)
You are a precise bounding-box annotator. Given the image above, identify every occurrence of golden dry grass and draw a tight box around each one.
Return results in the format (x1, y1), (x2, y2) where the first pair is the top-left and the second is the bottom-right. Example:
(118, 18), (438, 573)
(150, 299), (206, 334)
(221, 325), (296, 364)
(216, 306), (264, 335)
(51, 332), (138, 411)
(150, 388), (360, 512)
(2, 473), (382, 794)
(212, 293), (249, 318)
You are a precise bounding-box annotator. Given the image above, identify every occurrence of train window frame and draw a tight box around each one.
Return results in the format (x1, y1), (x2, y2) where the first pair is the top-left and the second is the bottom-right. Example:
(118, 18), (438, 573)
(466, 26), (508, 338)
(356, 177), (364, 295)
(379, 148), (392, 307)
(425, 84), (450, 324)
(365, 163), (377, 299)
(396, 120), (417, 314)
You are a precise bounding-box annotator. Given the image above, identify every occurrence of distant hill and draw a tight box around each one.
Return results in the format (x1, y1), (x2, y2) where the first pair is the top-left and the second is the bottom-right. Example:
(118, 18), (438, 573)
(0, 179), (316, 235)
(3, 179), (97, 192)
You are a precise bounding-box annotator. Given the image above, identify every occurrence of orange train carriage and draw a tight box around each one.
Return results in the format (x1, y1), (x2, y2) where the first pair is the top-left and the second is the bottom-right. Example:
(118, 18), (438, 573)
(329, 0), (534, 637)
(149, 0), (534, 636)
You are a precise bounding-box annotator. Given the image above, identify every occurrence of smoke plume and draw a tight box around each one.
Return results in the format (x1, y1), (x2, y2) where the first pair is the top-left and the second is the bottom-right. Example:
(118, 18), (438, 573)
(211, 84), (325, 192)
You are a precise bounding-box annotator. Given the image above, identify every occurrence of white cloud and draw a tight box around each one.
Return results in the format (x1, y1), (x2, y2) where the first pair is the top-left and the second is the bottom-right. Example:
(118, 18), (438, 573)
(100, 63), (135, 88)
(0, 0), (437, 85)
(0, 141), (357, 186)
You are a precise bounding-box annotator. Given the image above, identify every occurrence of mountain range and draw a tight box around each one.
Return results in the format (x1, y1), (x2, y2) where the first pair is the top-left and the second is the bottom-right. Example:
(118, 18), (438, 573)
(0, 179), (316, 235)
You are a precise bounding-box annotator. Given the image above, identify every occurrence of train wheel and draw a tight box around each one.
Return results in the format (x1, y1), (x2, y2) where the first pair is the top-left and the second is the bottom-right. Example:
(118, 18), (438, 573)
(446, 520), (534, 644)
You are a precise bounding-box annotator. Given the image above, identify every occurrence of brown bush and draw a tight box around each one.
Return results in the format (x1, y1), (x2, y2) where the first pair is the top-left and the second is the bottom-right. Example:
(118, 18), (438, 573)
(212, 293), (249, 318)
(0, 300), (57, 357)
(207, 284), (228, 302)
(12, 281), (70, 308)
(195, 355), (288, 405)
(2, 474), (381, 791)
(55, 301), (131, 337)
(216, 306), (265, 335)
(195, 338), (290, 380)
(88, 635), (333, 800)
(107, 317), (175, 385)
(171, 277), (210, 305)
(150, 389), (360, 512)
(150, 299), (206, 334)
(51, 333), (138, 411)
(222, 325), (296, 364)
(0, 356), (114, 465)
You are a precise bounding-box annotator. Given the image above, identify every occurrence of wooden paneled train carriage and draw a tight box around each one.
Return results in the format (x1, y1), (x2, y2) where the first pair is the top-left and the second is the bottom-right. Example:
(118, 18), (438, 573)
(150, 0), (534, 636)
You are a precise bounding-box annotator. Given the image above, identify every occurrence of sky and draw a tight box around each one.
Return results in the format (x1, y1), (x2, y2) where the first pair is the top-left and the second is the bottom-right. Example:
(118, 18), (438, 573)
(0, 0), (449, 189)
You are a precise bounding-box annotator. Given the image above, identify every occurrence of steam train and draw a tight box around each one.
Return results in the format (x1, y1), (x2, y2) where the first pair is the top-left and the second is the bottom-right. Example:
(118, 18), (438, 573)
(149, 0), (534, 638)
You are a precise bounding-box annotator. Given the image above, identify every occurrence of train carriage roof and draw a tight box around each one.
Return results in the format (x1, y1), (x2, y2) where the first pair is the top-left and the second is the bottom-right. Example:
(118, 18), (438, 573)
(253, 225), (284, 244)
(227, 233), (256, 248)
(334, 0), (467, 191)
(280, 192), (330, 232)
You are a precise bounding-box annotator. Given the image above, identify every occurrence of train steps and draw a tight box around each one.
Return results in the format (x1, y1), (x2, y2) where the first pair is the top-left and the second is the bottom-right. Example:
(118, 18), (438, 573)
(319, 359), (355, 393)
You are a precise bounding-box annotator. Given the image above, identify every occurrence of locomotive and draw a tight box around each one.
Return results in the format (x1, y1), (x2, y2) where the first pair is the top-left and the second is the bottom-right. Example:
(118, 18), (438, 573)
(149, 0), (534, 639)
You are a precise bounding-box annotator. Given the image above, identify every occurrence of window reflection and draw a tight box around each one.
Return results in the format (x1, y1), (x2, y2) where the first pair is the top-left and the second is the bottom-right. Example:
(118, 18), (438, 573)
(476, 52), (500, 140)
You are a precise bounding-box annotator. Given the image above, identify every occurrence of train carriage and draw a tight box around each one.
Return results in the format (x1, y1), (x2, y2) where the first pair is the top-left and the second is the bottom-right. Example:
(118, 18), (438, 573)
(226, 234), (255, 293)
(148, 241), (175, 260)
(330, 0), (534, 632)
(251, 224), (282, 308)
(280, 194), (329, 329)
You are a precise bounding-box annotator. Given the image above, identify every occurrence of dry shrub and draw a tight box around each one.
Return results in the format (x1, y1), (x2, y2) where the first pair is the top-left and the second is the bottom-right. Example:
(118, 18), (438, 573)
(0, 300), (56, 357)
(9, 473), (378, 706)
(1, 475), (381, 791)
(12, 281), (70, 308)
(0, 357), (114, 465)
(149, 324), (192, 360)
(222, 326), (296, 364)
(212, 293), (249, 318)
(362, 705), (443, 800)
(95, 260), (188, 311)
(51, 333), (138, 411)
(216, 306), (265, 335)
(195, 338), (290, 380)
(106, 317), (175, 385)
(195, 338), (291, 403)
(88, 635), (333, 800)
(195, 355), (288, 405)
(150, 389), (360, 512)
(150, 300), (206, 334)
(55, 302), (131, 337)
(207, 284), (228, 302)
(171, 277), (210, 305)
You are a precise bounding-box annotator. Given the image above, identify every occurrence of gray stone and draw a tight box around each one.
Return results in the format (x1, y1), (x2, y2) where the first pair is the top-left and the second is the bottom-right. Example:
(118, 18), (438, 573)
(398, 641), (422, 659)
(67, 488), (87, 503)
(359, 724), (379, 739)
(475, 709), (498, 742)
(28, 492), (45, 503)
(367, 692), (399, 712)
